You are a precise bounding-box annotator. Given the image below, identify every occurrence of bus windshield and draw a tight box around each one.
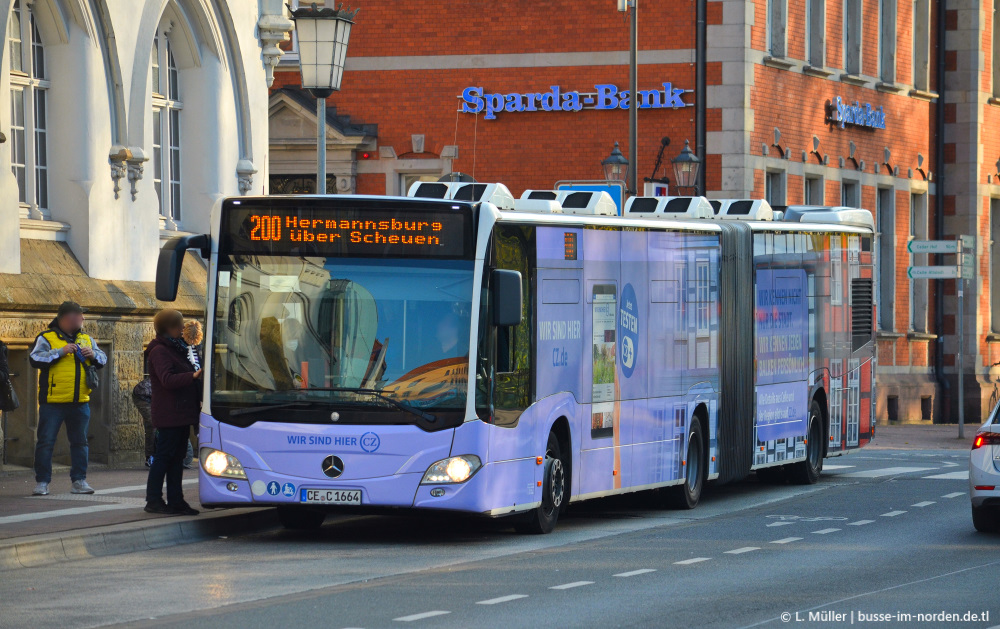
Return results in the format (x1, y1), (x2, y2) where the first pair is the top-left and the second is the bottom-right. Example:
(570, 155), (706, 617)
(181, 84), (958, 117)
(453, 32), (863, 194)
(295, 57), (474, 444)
(212, 255), (474, 422)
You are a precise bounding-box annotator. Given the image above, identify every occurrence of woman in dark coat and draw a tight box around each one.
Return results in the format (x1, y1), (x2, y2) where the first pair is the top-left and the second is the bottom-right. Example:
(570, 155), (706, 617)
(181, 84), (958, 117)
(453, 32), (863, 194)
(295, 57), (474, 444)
(144, 309), (202, 515)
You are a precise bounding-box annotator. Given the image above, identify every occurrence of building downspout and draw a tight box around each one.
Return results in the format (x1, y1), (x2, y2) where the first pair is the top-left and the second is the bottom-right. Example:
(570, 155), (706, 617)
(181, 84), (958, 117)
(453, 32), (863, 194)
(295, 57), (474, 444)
(934, 0), (950, 420)
(695, 0), (707, 195)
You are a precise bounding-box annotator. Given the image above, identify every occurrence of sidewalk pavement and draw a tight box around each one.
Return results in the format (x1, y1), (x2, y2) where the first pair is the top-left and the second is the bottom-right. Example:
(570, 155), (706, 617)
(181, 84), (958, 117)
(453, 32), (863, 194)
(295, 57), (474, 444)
(0, 466), (275, 572)
(869, 421), (983, 451)
(0, 421), (984, 572)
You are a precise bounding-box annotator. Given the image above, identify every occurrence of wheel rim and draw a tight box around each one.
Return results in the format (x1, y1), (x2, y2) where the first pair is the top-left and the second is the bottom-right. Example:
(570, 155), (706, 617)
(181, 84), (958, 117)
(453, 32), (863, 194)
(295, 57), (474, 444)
(686, 431), (701, 495)
(548, 458), (566, 511)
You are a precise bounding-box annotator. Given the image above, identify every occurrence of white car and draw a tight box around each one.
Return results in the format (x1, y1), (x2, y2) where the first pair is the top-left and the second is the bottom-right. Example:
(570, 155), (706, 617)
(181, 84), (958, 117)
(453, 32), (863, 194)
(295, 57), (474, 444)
(970, 410), (1000, 533)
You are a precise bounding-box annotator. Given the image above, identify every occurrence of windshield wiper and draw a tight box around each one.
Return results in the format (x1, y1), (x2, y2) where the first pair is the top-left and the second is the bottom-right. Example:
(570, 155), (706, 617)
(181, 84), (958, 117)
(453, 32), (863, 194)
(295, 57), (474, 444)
(229, 401), (315, 418)
(305, 387), (437, 422)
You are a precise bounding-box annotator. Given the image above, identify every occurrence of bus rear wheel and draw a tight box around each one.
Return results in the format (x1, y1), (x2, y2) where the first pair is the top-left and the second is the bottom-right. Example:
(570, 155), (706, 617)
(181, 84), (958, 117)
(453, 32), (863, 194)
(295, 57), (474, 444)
(788, 401), (824, 485)
(277, 506), (326, 530)
(664, 419), (706, 509)
(514, 432), (566, 534)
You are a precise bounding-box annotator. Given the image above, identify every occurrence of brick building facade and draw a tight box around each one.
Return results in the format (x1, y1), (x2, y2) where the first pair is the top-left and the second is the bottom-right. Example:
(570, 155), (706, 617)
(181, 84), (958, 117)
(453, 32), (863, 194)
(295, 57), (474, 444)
(271, 0), (1000, 425)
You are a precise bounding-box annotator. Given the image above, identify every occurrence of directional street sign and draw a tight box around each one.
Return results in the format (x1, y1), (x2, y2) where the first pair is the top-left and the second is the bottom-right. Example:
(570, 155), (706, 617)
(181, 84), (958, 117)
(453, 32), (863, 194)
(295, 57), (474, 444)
(960, 235), (976, 250)
(907, 265), (960, 279)
(907, 240), (960, 254)
(962, 254), (976, 279)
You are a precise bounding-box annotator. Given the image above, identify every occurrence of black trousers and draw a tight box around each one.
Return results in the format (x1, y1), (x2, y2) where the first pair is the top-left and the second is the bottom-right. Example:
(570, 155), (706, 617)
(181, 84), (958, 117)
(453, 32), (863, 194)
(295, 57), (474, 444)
(146, 426), (191, 505)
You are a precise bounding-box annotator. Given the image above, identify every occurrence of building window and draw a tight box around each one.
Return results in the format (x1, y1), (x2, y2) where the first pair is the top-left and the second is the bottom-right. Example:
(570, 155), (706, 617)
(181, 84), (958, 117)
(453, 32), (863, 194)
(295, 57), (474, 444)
(913, 0), (931, 91)
(994, 6), (1000, 98)
(877, 188), (895, 330)
(844, 0), (862, 75)
(841, 180), (860, 207)
(805, 176), (824, 205)
(806, 0), (826, 67)
(767, 0), (788, 58)
(765, 170), (785, 206)
(269, 174), (336, 194)
(879, 0), (897, 83)
(909, 192), (929, 332)
(7, 0), (49, 219)
(151, 32), (182, 224)
(991, 200), (1000, 332)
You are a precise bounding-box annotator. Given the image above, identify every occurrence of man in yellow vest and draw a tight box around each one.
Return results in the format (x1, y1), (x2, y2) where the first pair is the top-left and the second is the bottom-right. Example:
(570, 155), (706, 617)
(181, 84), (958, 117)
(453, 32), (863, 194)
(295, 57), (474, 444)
(29, 301), (107, 496)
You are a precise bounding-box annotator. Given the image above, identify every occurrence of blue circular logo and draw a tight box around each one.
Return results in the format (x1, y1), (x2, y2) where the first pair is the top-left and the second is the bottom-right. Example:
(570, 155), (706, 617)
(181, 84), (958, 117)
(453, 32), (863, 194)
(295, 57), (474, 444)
(618, 283), (639, 379)
(266, 481), (281, 496)
(360, 432), (381, 453)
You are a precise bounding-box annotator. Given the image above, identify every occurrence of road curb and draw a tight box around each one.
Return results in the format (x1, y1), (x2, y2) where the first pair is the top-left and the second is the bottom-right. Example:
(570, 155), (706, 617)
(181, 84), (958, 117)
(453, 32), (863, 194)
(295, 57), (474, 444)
(0, 507), (278, 572)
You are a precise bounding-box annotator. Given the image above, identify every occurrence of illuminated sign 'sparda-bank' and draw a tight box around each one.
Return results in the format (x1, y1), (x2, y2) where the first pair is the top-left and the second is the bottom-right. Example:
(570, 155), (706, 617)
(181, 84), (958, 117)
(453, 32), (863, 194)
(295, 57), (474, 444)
(460, 83), (690, 120)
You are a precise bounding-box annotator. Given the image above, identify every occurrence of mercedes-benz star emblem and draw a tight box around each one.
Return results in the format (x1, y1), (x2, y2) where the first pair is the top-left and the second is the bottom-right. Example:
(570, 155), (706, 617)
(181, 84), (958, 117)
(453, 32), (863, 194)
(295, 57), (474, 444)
(322, 455), (345, 478)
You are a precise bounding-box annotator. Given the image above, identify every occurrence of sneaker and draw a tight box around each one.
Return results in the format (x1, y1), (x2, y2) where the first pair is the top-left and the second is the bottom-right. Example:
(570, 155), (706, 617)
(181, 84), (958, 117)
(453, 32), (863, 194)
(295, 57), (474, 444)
(182, 461), (196, 470)
(32, 482), (49, 496)
(71, 480), (95, 494)
(145, 500), (173, 514)
(170, 501), (199, 516)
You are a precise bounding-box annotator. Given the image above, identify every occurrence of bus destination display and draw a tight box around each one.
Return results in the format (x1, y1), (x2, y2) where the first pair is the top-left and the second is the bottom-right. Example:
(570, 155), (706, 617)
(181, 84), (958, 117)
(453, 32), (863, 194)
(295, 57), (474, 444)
(221, 206), (471, 258)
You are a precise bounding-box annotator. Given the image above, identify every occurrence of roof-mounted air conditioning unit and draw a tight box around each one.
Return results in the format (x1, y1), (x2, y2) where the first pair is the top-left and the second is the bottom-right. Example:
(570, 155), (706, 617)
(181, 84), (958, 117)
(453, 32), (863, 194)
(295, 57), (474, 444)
(715, 199), (774, 221)
(624, 196), (714, 219)
(556, 190), (618, 216)
(783, 205), (874, 230)
(406, 181), (515, 210)
(512, 199), (564, 213)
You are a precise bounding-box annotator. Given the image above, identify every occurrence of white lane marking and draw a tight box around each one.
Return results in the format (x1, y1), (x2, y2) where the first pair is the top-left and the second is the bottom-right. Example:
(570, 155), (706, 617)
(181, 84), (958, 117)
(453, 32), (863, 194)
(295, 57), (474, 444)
(766, 521), (795, 527)
(911, 501), (936, 508)
(812, 528), (841, 534)
(724, 547), (760, 554)
(942, 492), (966, 499)
(923, 471), (969, 480)
(93, 479), (197, 495)
(839, 466), (936, 478)
(393, 611), (451, 622)
(880, 510), (906, 517)
(549, 581), (594, 590)
(476, 594), (528, 605)
(847, 520), (875, 526)
(822, 464), (855, 470)
(614, 569), (656, 577)
(0, 502), (136, 524)
(674, 557), (711, 565)
(771, 537), (802, 544)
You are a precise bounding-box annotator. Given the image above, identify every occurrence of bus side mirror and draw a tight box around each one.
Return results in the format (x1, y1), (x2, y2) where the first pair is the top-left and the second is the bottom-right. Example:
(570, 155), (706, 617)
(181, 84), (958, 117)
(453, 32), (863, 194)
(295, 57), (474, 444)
(156, 234), (210, 301)
(491, 269), (523, 327)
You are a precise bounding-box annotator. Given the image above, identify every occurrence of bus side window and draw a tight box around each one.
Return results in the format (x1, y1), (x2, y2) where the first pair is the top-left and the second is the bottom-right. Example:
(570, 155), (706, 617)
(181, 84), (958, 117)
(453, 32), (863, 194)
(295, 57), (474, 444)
(494, 225), (533, 412)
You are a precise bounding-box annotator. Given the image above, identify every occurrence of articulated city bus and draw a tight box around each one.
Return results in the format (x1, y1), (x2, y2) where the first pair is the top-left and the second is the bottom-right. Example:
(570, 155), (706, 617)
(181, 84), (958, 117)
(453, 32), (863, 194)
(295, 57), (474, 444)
(156, 185), (875, 533)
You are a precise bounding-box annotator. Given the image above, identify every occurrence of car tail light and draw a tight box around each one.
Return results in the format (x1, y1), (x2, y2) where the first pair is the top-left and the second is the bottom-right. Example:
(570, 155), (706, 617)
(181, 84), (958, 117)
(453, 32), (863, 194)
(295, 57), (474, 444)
(974, 485), (996, 491)
(972, 432), (1000, 449)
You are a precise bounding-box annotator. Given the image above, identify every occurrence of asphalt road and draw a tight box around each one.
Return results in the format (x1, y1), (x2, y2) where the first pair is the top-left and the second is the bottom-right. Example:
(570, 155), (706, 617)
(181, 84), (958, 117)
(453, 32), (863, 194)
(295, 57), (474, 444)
(3, 448), (999, 629)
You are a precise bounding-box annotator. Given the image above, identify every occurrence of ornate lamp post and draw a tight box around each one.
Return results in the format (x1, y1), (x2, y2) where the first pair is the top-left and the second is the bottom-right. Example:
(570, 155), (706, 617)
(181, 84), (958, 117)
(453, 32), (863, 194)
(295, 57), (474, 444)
(671, 140), (702, 195)
(290, 3), (358, 194)
(601, 142), (630, 186)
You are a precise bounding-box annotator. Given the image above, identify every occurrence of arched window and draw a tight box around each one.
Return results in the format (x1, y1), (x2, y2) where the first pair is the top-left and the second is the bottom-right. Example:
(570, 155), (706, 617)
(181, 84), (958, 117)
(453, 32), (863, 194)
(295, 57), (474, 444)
(7, 0), (49, 219)
(151, 30), (182, 225)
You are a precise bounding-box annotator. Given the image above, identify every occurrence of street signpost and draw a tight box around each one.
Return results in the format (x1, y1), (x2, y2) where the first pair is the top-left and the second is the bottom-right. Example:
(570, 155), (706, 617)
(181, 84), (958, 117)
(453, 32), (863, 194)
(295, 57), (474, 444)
(906, 266), (960, 279)
(907, 238), (974, 439)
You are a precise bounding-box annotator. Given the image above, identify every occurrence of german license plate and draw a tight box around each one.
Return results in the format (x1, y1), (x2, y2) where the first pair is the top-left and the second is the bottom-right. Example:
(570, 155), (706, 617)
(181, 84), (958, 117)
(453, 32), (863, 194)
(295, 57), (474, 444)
(301, 489), (361, 505)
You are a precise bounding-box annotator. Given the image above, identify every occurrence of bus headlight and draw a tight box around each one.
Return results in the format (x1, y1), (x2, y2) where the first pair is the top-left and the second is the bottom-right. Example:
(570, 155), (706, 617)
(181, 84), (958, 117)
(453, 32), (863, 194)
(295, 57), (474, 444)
(200, 448), (247, 480)
(421, 455), (482, 484)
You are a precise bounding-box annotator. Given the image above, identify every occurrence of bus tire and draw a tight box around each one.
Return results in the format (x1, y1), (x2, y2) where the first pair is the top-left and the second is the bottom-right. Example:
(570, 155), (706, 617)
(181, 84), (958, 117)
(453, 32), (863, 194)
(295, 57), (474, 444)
(277, 506), (326, 530)
(787, 401), (824, 485)
(514, 432), (566, 534)
(664, 419), (706, 509)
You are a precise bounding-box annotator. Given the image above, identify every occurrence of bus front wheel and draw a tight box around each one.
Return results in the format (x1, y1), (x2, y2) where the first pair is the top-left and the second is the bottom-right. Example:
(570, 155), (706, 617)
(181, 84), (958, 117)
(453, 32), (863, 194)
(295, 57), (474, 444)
(277, 506), (326, 530)
(664, 419), (706, 509)
(514, 432), (566, 535)
(788, 401), (824, 485)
